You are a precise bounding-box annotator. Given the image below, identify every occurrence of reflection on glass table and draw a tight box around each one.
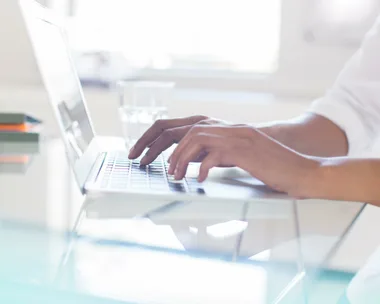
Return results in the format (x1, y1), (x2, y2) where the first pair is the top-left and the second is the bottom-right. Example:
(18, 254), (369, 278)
(0, 141), (40, 174)
(76, 201), (305, 304)
(0, 138), (366, 303)
(0, 220), (306, 304)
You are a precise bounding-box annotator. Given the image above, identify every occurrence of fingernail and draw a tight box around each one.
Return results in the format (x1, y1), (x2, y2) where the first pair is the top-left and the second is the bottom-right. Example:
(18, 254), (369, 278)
(198, 175), (206, 183)
(168, 164), (174, 175)
(128, 146), (135, 158)
(140, 156), (148, 165)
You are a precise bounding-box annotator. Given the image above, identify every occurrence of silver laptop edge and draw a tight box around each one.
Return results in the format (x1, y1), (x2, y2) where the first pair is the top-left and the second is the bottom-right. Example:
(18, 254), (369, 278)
(19, 0), (105, 193)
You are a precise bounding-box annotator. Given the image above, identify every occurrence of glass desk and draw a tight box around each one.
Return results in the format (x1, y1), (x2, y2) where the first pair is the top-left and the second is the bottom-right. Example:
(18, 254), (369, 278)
(0, 138), (365, 303)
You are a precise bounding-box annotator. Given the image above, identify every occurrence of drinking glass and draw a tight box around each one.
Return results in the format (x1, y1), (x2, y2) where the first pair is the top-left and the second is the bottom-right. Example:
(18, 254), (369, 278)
(117, 80), (175, 147)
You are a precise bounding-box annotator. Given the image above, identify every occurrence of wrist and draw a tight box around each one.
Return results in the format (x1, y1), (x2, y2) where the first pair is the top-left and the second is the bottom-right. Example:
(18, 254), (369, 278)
(289, 157), (323, 198)
(245, 127), (322, 197)
(257, 123), (290, 144)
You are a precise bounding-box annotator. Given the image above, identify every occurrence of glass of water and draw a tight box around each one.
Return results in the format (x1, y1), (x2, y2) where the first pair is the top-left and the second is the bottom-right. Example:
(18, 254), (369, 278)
(117, 80), (175, 148)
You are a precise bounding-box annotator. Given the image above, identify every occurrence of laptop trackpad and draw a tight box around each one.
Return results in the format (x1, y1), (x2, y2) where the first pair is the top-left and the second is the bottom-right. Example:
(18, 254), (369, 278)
(187, 166), (287, 200)
(188, 166), (265, 186)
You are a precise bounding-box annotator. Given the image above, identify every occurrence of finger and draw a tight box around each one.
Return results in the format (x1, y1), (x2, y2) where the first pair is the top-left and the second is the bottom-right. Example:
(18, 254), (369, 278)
(129, 117), (194, 159)
(168, 147), (206, 164)
(128, 115), (207, 159)
(168, 125), (239, 173)
(147, 139), (157, 148)
(140, 126), (188, 165)
(193, 150), (208, 162)
(173, 133), (224, 179)
(198, 151), (222, 182)
(168, 126), (210, 173)
(173, 143), (202, 180)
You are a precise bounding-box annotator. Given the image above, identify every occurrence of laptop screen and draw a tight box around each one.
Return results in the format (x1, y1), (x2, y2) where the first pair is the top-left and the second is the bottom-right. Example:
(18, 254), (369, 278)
(28, 16), (95, 164)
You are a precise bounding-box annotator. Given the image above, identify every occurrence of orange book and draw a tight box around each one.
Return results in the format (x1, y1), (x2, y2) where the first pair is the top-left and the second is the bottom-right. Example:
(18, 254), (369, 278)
(0, 123), (31, 132)
(0, 113), (42, 142)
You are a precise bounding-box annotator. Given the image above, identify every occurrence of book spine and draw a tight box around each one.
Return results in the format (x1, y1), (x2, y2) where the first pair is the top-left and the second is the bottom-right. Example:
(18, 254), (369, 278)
(0, 124), (30, 132)
(0, 132), (39, 142)
(0, 114), (26, 125)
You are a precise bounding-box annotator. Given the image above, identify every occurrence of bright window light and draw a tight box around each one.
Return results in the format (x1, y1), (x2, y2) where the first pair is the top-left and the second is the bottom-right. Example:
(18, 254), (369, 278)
(67, 0), (281, 75)
(206, 220), (248, 239)
(323, 0), (375, 24)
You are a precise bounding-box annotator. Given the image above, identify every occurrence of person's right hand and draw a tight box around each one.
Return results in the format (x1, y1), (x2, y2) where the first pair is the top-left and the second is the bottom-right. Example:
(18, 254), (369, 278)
(128, 115), (228, 165)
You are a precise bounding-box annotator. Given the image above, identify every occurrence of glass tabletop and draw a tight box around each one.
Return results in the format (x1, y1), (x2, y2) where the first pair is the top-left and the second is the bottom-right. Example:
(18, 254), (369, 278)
(0, 138), (365, 303)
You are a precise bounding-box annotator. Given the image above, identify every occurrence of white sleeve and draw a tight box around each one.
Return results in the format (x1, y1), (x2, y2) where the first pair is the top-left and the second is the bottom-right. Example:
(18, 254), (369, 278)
(309, 16), (380, 156)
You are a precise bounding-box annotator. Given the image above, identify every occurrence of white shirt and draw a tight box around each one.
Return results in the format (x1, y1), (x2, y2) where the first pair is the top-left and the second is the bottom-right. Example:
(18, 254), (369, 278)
(309, 15), (380, 157)
(309, 16), (380, 302)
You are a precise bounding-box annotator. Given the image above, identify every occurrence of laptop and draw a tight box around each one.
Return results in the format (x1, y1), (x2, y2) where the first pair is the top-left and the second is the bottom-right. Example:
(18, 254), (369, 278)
(19, 0), (291, 208)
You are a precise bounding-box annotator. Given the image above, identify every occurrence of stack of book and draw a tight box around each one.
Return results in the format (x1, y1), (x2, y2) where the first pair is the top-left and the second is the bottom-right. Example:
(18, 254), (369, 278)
(0, 113), (42, 142)
(0, 113), (42, 173)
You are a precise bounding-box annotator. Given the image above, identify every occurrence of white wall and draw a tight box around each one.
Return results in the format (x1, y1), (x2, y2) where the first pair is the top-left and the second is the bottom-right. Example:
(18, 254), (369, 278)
(0, 0), (42, 86)
(0, 0), (364, 98)
(274, 0), (358, 97)
(174, 0), (360, 97)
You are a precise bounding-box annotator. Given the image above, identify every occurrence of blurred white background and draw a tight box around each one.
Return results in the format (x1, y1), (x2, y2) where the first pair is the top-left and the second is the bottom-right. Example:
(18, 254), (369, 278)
(2, 0), (380, 97)
(2, 0), (380, 289)
(68, 0), (281, 77)
(53, 0), (380, 96)
(2, 0), (380, 140)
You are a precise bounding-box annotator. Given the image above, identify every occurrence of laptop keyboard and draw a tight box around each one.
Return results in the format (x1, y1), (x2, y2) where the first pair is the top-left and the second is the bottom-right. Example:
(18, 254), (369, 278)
(98, 152), (205, 194)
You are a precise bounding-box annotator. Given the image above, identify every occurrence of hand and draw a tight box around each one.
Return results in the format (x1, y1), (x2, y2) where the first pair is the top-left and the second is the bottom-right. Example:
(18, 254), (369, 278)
(128, 115), (230, 165)
(168, 125), (257, 182)
(168, 124), (318, 195)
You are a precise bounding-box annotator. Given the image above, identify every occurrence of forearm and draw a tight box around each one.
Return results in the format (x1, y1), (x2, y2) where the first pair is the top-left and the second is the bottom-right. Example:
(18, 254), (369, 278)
(239, 129), (378, 205)
(299, 158), (380, 206)
(257, 113), (348, 157)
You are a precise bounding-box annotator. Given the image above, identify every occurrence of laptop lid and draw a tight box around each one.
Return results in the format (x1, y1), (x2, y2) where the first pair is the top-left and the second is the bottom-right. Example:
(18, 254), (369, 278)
(19, 0), (102, 191)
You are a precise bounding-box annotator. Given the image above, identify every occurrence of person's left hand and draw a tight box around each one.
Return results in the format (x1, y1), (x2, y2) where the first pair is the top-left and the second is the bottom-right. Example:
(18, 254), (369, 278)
(168, 125), (253, 181)
(168, 124), (318, 195)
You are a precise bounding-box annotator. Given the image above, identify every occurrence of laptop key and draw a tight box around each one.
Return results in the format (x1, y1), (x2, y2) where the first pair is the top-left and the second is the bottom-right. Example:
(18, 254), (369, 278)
(100, 153), (199, 194)
(168, 183), (186, 193)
